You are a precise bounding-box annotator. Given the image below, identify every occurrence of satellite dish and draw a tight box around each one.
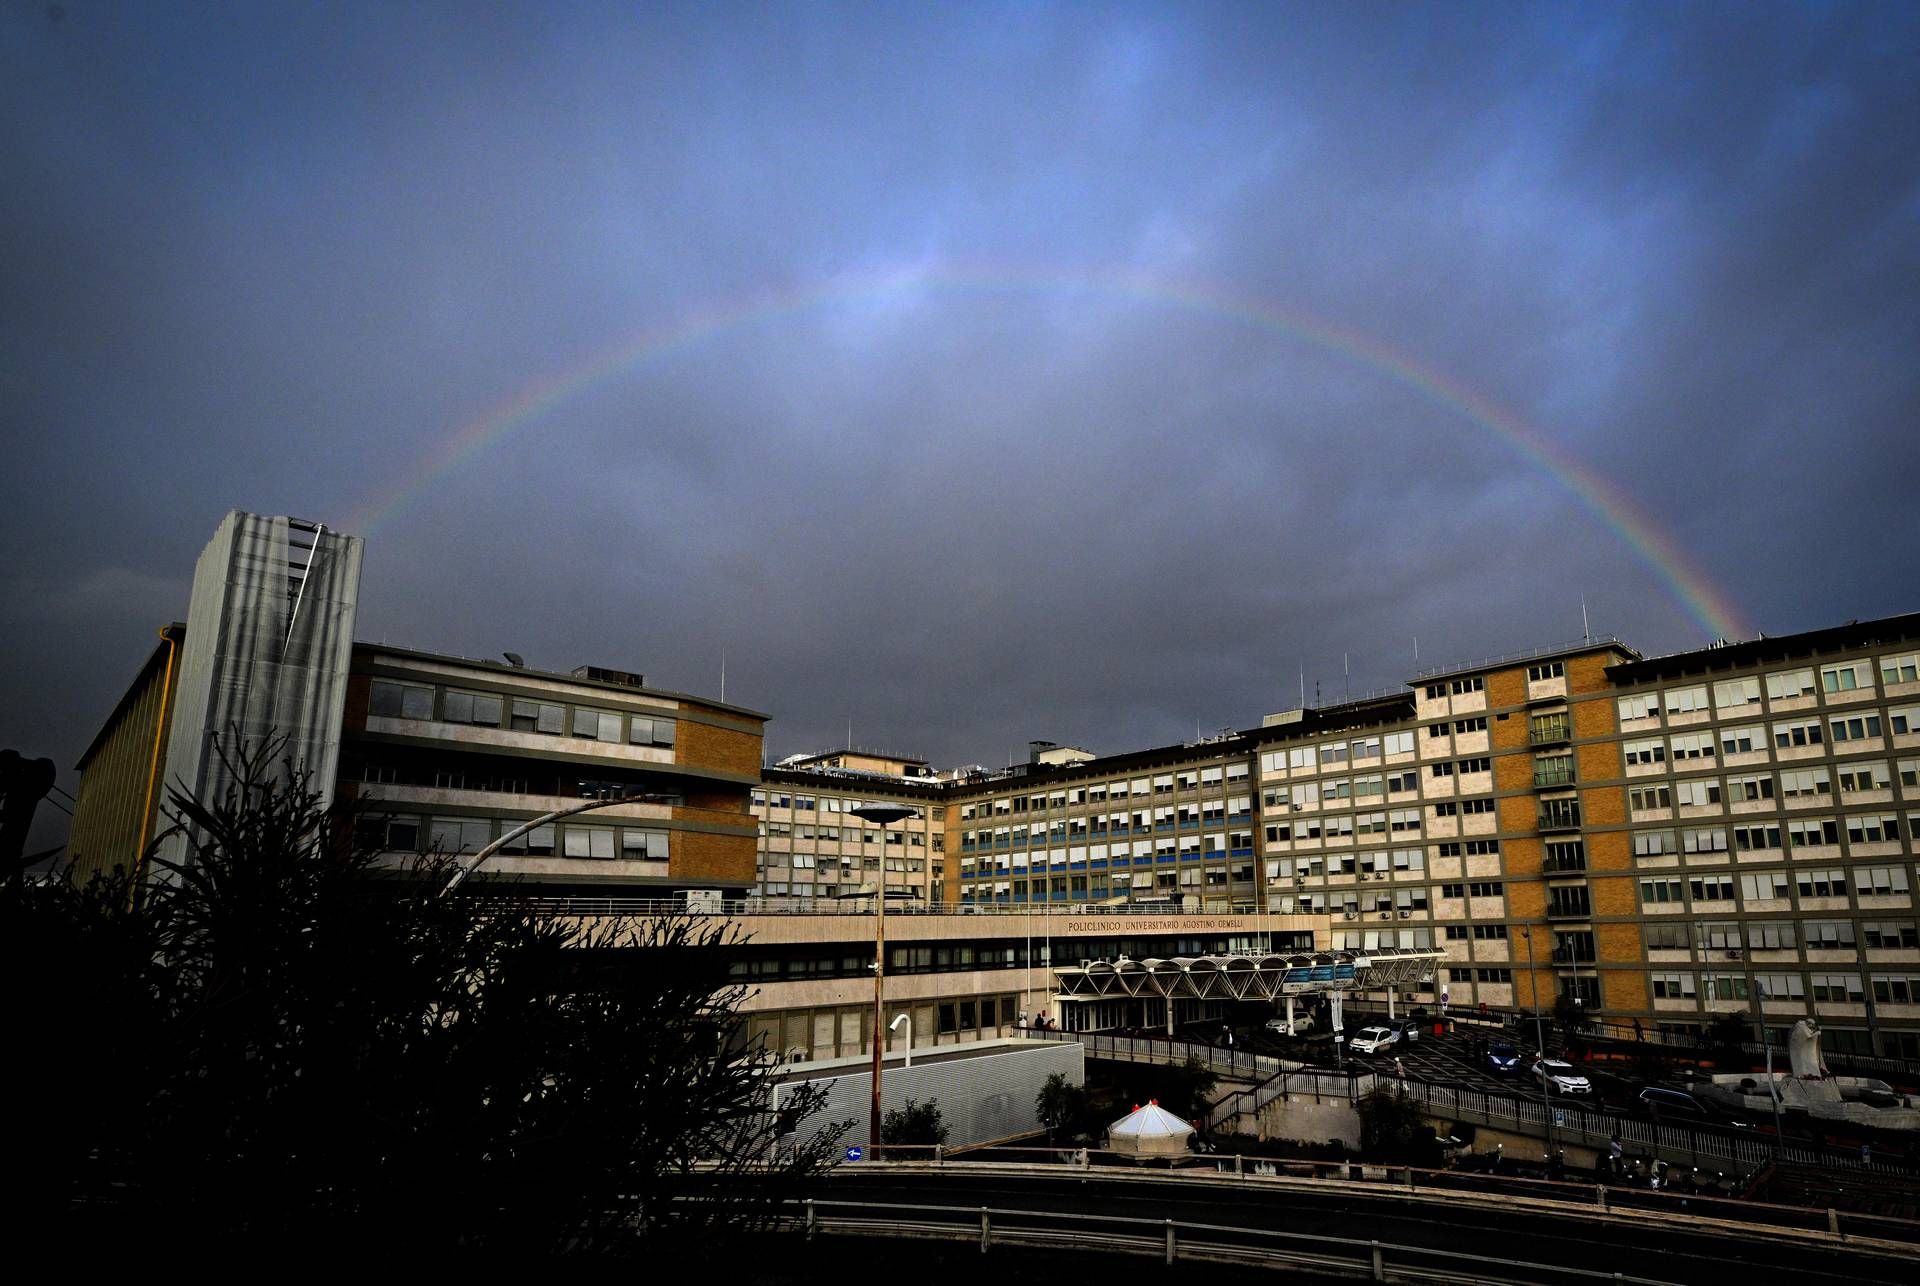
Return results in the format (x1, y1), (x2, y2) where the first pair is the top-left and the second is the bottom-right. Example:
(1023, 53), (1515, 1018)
(502, 652), (525, 667)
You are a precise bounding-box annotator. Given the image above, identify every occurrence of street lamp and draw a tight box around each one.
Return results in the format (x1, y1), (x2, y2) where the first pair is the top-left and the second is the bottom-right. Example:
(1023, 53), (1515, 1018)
(1520, 925), (1554, 1162)
(852, 802), (918, 1156)
(890, 1012), (913, 1068)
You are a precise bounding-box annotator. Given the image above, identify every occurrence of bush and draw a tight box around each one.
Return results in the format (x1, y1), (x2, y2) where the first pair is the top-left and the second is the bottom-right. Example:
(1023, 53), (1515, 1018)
(881, 1098), (950, 1146)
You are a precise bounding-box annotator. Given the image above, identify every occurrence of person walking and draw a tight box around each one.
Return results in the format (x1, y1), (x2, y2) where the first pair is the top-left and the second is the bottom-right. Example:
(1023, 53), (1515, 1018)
(1394, 1056), (1407, 1080)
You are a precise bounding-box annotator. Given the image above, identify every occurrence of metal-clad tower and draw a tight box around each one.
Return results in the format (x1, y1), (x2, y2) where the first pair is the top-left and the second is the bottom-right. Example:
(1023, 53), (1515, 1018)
(155, 511), (363, 867)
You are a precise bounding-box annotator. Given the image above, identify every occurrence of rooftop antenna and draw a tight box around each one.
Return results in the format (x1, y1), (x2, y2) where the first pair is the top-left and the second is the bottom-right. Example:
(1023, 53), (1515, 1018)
(720, 647), (726, 703)
(1344, 652), (1350, 701)
(1413, 635), (1419, 663)
(1581, 595), (1591, 643)
(1299, 667), (1305, 709)
(847, 718), (853, 751)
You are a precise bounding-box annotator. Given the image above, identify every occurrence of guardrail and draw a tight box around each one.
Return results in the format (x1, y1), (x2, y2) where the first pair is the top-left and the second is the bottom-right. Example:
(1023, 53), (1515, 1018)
(523, 896), (1261, 918)
(820, 1156), (1920, 1247)
(1023, 1028), (1916, 1178)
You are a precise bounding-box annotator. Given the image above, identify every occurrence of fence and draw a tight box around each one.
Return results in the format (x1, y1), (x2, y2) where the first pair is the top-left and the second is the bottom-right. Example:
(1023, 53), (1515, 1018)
(1022, 1028), (1916, 1178)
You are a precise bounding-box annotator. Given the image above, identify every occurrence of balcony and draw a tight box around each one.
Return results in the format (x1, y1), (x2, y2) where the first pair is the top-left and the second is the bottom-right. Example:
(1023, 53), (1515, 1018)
(1546, 897), (1592, 920)
(1528, 717), (1572, 748)
(1537, 801), (1583, 831)
(1543, 852), (1588, 874)
(1532, 758), (1577, 790)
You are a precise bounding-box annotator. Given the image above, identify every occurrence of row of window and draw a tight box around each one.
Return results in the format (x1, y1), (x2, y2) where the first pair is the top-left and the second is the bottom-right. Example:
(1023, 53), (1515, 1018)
(955, 766), (1254, 820)
(1617, 655), (1920, 723)
(754, 791), (942, 821)
(762, 823), (927, 846)
(1630, 812), (1917, 856)
(1650, 972), (1920, 1005)
(358, 814), (670, 860)
(1644, 918), (1918, 951)
(369, 680), (679, 747)
(1623, 710), (1917, 768)
(1640, 866), (1912, 908)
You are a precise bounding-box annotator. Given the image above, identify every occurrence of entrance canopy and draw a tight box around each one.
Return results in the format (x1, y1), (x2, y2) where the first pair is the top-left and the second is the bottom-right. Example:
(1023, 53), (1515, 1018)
(1053, 947), (1444, 1004)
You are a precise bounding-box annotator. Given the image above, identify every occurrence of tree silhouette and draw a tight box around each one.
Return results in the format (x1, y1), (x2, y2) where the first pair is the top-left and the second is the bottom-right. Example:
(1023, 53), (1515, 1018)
(6, 737), (845, 1261)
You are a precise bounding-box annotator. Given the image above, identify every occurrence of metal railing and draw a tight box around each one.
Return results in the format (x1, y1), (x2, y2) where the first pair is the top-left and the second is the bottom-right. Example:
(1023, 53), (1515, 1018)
(1413, 636), (1629, 683)
(525, 895), (1271, 919)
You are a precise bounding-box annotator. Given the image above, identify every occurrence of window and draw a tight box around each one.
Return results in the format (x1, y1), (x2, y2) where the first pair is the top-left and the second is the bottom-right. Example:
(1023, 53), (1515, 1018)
(1820, 661), (1873, 694)
(1429, 761), (1454, 778)
(1682, 827), (1728, 854)
(358, 815), (421, 851)
(1645, 923), (1689, 949)
(1640, 878), (1684, 905)
(1451, 676), (1484, 695)
(1468, 880), (1504, 897)
(1665, 685), (1710, 715)
(1385, 731), (1415, 756)
(1771, 718), (1824, 751)
(1838, 762), (1891, 793)
(1633, 829), (1677, 857)
(1454, 717), (1488, 734)
(1856, 866), (1910, 896)
(1457, 756), (1491, 774)
(1881, 653), (1920, 686)
(1713, 677), (1761, 710)
(1464, 838), (1499, 856)
(1689, 874), (1734, 901)
(1804, 920), (1855, 948)
(1864, 922), (1919, 949)
(442, 689), (503, 726)
(1386, 769), (1419, 793)
(428, 816), (491, 855)
(1716, 725), (1762, 757)
(1810, 974), (1863, 1003)
(1727, 773), (1774, 803)
(1389, 809), (1421, 834)
(498, 823), (555, 856)
(1733, 823), (1782, 852)
(1740, 871), (1789, 901)
(1630, 784), (1671, 812)
(1472, 924), (1508, 940)
(369, 680), (435, 720)
(1652, 973), (1696, 999)
(1830, 714), (1883, 743)
(621, 828), (669, 859)
(1675, 779), (1721, 808)
(1624, 738), (1666, 767)
(628, 716), (677, 747)
(510, 698), (566, 735)
(1847, 815), (1903, 845)
(1617, 693), (1660, 722)
(1669, 733), (1715, 762)
(1460, 798), (1496, 815)
(1796, 868), (1848, 898)
(1780, 768), (1830, 799)
(1528, 661), (1565, 681)
(1788, 818), (1839, 847)
(1895, 706), (1920, 735)
(1474, 968), (1512, 983)
(1747, 921), (1797, 950)
(1765, 668), (1816, 701)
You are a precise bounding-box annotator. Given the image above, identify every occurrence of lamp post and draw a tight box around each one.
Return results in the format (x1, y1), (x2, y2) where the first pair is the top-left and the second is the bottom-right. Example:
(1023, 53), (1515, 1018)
(1521, 925), (1554, 1162)
(890, 1012), (912, 1068)
(852, 802), (917, 1156)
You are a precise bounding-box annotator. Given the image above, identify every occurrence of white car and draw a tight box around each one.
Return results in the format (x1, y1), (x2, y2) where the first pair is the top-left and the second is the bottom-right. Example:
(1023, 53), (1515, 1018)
(1348, 1026), (1398, 1055)
(1533, 1059), (1591, 1095)
(1266, 1014), (1316, 1036)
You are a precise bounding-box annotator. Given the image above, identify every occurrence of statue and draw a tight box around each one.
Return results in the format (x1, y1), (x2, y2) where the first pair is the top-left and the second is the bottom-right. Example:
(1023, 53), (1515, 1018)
(1788, 1018), (1829, 1080)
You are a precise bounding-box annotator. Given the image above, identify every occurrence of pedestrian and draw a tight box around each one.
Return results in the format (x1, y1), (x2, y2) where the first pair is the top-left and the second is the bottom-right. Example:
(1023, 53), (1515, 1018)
(1632, 1018), (1645, 1043)
(1394, 1056), (1406, 1080)
(1608, 1134), (1624, 1178)
(1862, 1142), (1872, 1168)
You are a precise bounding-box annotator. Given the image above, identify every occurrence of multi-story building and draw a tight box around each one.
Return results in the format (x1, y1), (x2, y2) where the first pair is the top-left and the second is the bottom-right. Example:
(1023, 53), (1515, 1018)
(760, 612), (1919, 1061)
(752, 752), (946, 904)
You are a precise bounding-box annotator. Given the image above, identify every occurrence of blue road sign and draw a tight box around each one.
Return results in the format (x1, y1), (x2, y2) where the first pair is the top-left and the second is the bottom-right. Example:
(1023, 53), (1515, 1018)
(845, 1146), (864, 1162)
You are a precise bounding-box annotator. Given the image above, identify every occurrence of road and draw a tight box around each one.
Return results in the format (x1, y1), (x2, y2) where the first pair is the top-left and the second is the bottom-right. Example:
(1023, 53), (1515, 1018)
(815, 1163), (1916, 1284)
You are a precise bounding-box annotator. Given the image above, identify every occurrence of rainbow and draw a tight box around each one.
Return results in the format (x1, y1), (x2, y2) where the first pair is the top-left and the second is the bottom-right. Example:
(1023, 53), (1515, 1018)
(345, 262), (1749, 641)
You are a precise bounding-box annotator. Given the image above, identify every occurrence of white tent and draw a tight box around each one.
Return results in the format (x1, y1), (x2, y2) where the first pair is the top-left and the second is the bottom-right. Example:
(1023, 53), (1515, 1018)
(1105, 1101), (1196, 1157)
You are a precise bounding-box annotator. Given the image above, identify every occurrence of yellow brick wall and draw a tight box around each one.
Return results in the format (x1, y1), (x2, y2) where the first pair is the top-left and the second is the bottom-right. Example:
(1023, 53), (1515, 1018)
(1575, 742), (1619, 786)
(1597, 920), (1644, 963)
(1591, 876), (1638, 917)
(677, 717), (763, 778)
(1588, 830), (1631, 872)
(1503, 836), (1542, 877)
(1492, 712), (1528, 751)
(1571, 696), (1616, 740)
(1600, 969), (1649, 1011)
(1581, 783), (1625, 828)
(1494, 752), (1532, 792)
(673, 829), (757, 883)
(1507, 880), (1545, 918)
(1487, 667), (1527, 707)
(1497, 795), (1535, 832)
(1567, 653), (1615, 696)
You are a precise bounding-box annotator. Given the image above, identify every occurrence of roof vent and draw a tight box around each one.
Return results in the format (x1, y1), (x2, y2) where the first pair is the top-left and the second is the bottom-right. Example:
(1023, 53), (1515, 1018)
(571, 664), (645, 688)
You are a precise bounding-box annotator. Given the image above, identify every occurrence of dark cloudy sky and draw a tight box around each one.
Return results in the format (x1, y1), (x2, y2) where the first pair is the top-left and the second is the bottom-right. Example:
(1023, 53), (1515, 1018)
(4, 1), (1917, 839)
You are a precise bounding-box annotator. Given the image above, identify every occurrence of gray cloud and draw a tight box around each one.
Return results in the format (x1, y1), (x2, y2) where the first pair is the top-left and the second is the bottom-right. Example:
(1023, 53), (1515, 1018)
(3, 1), (1916, 845)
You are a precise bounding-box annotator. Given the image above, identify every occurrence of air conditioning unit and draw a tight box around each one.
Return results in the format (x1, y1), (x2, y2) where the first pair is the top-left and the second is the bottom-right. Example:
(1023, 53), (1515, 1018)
(1379, 912), (1393, 920)
(1725, 948), (1743, 960)
(1343, 912), (1357, 921)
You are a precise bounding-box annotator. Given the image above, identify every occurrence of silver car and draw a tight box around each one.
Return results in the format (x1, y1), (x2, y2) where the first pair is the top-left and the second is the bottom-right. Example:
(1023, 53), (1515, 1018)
(1533, 1059), (1591, 1095)
(1349, 1025), (1398, 1055)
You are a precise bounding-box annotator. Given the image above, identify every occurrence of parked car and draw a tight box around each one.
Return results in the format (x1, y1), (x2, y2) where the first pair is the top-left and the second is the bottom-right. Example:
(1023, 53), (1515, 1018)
(1485, 1041), (1522, 1074)
(1349, 1025), (1398, 1055)
(1533, 1059), (1592, 1095)
(1387, 1018), (1421, 1044)
(1266, 1013), (1316, 1036)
